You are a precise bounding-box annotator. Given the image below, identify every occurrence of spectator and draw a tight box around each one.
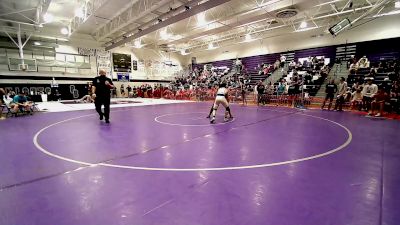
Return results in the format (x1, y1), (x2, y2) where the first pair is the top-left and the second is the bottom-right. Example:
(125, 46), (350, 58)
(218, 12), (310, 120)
(349, 63), (358, 75)
(277, 79), (287, 106)
(280, 54), (286, 68)
(12, 92), (32, 114)
(321, 79), (337, 110)
(256, 81), (265, 106)
(0, 88), (4, 105)
(120, 84), (125, 97)
(362, 78), (378, 111)
(357, 56), (369, 68)
(126, 84), (132, 98)
(351, 89), (363, 110)
(235, 58), (242, 74)
(352, 81), (363, 92)
(112, 86), (117, 98)
(347, 55), (356, 69)
(368, 88), (389, 117)
(274, 59), (280, 70)
(334, 77), (348, 111)
(389, 80), (399, 113)
(288, 60), (296, 70)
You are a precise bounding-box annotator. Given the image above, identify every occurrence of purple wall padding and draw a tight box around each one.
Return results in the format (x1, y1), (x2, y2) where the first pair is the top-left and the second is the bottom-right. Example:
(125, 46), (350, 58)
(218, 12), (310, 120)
(194, 37), (400, 72)
(355, 38), (400, 63)
(294, 46), (336, 61)
(212, 59), (233, 68)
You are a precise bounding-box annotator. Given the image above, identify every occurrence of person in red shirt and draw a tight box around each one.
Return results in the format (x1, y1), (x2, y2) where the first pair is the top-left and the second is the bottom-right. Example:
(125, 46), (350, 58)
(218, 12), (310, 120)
(369, 88), (389, 117)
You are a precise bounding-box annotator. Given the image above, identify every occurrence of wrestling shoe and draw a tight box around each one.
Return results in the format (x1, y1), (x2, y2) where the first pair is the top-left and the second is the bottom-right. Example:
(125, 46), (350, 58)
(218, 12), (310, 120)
(210, 117), (215, 124)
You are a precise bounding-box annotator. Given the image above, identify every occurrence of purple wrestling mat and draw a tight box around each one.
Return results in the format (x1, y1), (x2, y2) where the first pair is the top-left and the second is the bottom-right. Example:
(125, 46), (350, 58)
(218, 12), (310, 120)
(0, 102), (399, 225)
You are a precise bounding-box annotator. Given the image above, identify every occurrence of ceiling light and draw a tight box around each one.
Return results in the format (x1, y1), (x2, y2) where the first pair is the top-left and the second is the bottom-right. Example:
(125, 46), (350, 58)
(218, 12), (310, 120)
(43, 13), (54, 23)
(33, 42), (41, 46)
(295, 26), (318, 32)
(160, 29), (170, 40)
(60, 27), (69, 35)
(207, 42), (218, 50)
(373, 9), (400, 17)
(245, 33), (252, 42)
(74, 7), (85, 18)
(197, 12), (207, 26)
(181, 49), (189, 55)
(395, 1), (400, 9)
(134, 39), (142, 48)
(160, 29), (167, 36)
(300, 21), (307, 29)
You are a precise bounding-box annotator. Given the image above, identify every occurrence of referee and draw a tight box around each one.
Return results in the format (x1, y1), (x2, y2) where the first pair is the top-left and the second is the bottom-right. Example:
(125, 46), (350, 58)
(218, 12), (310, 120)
(92, 69), (114, 123)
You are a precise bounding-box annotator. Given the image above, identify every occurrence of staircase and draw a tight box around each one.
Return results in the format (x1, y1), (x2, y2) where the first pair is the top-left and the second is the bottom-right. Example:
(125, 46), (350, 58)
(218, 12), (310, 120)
(263, 52), (294, 85)
(282, 52), (295, 63)
(249, 71), (269, 85)
(264, 68), (284, 84)
(335, 44), (356, 63)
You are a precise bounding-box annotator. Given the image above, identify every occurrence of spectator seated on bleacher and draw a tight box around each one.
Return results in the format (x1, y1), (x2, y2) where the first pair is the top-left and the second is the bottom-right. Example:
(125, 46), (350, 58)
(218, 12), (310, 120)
(0, 88), (5, 118)
(0, 88), (4, 105)
(349, 63), (358, 74)
(357, 56), (370, 68)
(368, 88), (389, 117)
(273, 59), (280, 70)
(389, 81), (400, 113)
(362, 78), (378, 111)
(351, 82), (363, 92)
(351, 88), (363, 110)
(285, 60), (293, 69)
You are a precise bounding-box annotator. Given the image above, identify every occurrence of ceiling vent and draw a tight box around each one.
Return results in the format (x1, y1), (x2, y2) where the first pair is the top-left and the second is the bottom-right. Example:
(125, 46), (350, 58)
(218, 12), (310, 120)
(275, 8), (298, 18)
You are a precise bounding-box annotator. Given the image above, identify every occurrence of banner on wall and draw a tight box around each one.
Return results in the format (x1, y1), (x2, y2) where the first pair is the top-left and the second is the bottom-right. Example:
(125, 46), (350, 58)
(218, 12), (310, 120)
(117, 73), (130, 82)
(96, 50), (112, 78)
(132, 60), (138, 71)
(78, 48), (96, 56)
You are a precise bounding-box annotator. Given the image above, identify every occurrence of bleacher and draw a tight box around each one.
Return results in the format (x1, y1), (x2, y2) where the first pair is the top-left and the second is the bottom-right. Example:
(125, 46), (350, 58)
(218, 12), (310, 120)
(346, 59), (397, 88)
(241, 53), (280, 85)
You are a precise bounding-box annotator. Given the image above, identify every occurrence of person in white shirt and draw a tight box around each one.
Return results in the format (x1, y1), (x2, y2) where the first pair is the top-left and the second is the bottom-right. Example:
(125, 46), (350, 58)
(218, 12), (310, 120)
(235, 58), (242, 74)
(210, 83), (233, 124)
(362, 78), (378, 111)
(351, 89), (363, 110)
(357, 56), (369, 68)
(334, 77), (348, 111)
(280, 55), (287, 68)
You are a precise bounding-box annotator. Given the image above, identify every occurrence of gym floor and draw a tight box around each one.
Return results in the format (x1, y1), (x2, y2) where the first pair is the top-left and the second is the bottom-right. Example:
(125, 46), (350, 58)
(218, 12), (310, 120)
(0, 102), (399, 225)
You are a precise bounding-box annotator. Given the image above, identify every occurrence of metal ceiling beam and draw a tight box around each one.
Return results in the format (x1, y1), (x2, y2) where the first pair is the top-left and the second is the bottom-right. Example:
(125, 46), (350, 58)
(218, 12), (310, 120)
(69, 0), (109, 35)
(186, 0), (387, 52)
(93, 0), (174, 42)
(36, 0), (52, 24)
(351, 0), (390, 24)
(105, 0), (232, 50)
(0, 18), (37, 26)
(0, 8), (36, 17)
(108, 0), (204, 44)
(165, 0), (297, 45)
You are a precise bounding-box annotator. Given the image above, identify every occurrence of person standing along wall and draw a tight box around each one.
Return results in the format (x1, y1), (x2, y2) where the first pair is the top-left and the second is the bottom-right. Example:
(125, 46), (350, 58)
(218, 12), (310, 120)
(334, 77), (348, 111)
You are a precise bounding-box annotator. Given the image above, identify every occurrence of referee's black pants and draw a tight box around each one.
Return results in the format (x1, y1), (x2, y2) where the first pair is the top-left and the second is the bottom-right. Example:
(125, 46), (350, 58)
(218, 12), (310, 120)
(95, 96), (110, 120)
